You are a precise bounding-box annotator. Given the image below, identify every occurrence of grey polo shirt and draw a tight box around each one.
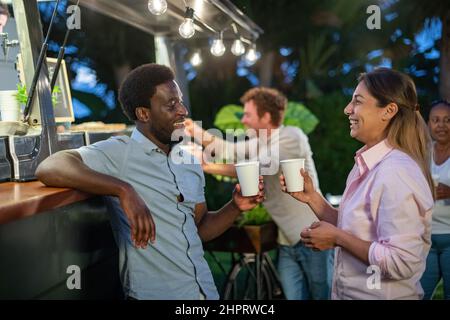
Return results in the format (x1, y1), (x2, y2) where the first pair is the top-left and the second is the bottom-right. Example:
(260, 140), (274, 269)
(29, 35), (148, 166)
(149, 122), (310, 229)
(77, 128), (219, 300)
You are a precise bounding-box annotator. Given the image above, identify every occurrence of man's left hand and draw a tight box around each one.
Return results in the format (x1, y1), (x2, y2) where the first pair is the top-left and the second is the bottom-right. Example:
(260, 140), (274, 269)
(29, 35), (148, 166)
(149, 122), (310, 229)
(232, 176), (265, 211)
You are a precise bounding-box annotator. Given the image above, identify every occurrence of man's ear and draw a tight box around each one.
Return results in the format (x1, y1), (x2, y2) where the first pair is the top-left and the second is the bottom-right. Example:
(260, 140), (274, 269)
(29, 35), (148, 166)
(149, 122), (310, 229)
(262, 111), (272, 125)
(135, 107), (151, 122)
(382, 103), (398, 121)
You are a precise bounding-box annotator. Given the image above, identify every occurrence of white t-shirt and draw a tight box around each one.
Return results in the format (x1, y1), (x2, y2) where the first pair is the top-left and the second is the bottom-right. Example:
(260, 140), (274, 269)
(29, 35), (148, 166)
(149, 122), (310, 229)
(431, 155), (450, 234)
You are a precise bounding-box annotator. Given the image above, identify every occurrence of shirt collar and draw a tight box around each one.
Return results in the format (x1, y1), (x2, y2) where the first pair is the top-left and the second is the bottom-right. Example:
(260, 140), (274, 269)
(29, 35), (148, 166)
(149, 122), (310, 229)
(131, 128), (160, 153)
(354, 139), (393, 176)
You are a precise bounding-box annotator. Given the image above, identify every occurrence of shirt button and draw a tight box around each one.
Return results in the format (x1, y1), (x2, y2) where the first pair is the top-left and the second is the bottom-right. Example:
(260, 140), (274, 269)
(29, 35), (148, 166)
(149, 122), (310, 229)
(177, 194), (184, 202)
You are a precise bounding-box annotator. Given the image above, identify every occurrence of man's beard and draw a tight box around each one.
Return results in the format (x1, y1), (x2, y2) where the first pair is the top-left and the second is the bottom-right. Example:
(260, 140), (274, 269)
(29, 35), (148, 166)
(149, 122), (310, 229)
(150, 125), (183, 146)
(150, 126), (171, 145)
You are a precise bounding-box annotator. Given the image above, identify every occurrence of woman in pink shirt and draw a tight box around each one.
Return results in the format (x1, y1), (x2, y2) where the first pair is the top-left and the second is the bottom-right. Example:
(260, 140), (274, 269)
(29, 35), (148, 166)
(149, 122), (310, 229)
(280, 68), (434, 299)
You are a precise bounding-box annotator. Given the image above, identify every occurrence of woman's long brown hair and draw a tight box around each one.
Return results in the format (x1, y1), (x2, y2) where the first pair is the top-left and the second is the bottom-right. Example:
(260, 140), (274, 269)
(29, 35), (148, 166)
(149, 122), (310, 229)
(358, 68), (435, 198)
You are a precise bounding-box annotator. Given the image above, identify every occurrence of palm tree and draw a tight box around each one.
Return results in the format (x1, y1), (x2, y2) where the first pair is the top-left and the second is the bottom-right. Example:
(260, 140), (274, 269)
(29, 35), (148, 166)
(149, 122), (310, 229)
(391, 0), (450, 100)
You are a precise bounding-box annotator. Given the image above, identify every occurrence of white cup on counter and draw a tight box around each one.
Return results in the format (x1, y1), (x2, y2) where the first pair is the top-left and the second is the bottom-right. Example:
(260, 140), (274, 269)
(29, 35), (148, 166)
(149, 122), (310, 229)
(0, 90), (21, 122)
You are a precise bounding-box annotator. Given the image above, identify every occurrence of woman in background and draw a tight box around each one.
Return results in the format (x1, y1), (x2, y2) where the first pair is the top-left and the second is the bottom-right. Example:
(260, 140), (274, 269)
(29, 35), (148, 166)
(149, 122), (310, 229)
(421, 100), (450, 299)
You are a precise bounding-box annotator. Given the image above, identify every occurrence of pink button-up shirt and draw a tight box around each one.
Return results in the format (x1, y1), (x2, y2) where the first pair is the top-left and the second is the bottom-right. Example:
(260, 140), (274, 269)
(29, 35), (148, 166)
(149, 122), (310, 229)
(332, 140), (433, 300)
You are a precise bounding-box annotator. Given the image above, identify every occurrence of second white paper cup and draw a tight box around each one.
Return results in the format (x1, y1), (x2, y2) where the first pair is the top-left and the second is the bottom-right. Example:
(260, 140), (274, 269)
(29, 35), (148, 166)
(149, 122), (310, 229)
(432, 174), (440, 187)
(0, 91), (21, 121)
(280, 158), (305, 192)
(235, 161), (259, 196)
(0, 107), (20, 121)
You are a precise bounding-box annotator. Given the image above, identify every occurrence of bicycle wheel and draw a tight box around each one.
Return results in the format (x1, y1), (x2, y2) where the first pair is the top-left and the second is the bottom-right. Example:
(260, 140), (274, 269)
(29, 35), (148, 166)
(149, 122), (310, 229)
(223, 253), (273, 300)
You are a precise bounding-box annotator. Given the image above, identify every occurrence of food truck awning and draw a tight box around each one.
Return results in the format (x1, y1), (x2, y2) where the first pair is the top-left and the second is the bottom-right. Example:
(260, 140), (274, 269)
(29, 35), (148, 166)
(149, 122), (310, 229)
(0, 0), (263, 182)
(71, 0), (263, 41)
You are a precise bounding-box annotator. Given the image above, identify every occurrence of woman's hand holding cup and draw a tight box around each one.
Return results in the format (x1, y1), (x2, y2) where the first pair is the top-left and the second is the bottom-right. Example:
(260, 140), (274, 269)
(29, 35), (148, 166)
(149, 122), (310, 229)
(280, 168), (315, 204)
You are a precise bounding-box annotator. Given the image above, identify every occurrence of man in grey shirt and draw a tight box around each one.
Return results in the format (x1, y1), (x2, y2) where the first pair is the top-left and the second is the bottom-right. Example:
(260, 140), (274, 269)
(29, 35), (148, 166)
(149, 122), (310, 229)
(185, 87), (333, 299)
(36, 63), (264, 299)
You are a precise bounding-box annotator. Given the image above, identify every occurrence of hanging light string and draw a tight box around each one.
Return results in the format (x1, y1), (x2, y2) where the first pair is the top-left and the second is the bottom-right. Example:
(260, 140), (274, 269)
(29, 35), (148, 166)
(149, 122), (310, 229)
(147, 0), (168, 16)
(148, 0), (260, 61)
(179, 7), (195, 38)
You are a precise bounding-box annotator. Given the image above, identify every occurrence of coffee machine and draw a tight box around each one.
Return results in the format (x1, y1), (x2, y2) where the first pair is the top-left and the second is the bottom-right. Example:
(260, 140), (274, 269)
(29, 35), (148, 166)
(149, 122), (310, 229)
(1, 0), (86, 182)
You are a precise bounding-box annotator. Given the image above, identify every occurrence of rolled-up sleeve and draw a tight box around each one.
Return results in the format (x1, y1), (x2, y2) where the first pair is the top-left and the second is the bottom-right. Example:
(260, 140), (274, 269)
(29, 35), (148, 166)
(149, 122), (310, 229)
(368, 168), (432, 280)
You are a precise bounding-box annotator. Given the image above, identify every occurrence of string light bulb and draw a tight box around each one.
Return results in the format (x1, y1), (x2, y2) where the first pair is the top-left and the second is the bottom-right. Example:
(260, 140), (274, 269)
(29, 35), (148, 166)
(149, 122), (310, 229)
(147, 0), (167, 15)
(231, 38), (245, 56)
(244, 43), (259, 65)
(179, 7), (195, 39)
(210, 32), (226, 56)
(190, 51), (202, 67)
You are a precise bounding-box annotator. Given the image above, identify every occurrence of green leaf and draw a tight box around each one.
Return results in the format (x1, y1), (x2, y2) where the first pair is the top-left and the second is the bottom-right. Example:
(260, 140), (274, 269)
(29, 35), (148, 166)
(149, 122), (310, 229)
(283, 101), (319, 134)
(213, 104), (245, 131)
(52, 85), (61, 106)
(14, 83), (63, 108)
(214, 102), (319, 135)
(15, 83), (28, 106)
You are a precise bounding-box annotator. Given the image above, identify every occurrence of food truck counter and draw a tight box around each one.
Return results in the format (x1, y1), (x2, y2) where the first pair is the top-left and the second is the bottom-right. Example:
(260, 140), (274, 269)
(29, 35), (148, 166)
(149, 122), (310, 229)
(0, 180), (122, 299)
(0, 181), (92, 224)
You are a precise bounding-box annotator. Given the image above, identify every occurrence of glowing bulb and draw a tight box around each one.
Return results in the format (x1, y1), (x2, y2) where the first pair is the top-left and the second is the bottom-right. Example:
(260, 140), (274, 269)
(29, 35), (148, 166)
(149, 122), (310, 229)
(147, 0), (167, 15)
(231, 39), (245, 56)
(210, 38), (225, 56)
(179, 19), (195, 38)
(179, 8), (195, 38)
(190, 52), (202, 66)
(244, 45), (259, 65)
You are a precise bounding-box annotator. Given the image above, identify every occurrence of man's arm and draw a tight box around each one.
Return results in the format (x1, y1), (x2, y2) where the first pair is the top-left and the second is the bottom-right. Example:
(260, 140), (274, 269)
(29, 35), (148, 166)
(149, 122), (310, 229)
(184, 119), (217, 148)
(194, 178), (265, 242)
(36, 150), (155, 248)
(202, 163), (237, 177)
(194, 201), (241, 242)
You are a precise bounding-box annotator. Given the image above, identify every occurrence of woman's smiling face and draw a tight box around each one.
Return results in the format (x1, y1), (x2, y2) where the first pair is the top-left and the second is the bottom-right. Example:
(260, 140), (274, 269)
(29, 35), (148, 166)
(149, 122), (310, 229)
(344, 81), (391, 147)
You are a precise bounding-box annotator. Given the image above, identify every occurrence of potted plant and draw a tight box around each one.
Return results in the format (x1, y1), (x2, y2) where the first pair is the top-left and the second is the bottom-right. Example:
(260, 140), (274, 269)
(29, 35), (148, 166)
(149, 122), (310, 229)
(15, 83), (61, 115)
(204, 205), (278, 254)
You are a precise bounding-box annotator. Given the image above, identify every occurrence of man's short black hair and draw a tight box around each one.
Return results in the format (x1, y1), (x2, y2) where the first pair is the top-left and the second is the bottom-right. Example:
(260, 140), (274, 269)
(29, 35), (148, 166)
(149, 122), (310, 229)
(118, 63), (175, 121)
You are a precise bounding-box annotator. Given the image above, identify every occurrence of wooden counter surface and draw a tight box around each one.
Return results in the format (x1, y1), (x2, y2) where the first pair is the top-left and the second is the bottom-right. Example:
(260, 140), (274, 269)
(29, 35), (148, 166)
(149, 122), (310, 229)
(0, 181), (93, 225)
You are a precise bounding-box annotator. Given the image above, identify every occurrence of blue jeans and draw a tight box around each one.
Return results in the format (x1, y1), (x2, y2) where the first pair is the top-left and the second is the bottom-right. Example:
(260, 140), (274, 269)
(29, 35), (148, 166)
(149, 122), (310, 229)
(421, 233), (450, 300)
(278, 242), (333, 300)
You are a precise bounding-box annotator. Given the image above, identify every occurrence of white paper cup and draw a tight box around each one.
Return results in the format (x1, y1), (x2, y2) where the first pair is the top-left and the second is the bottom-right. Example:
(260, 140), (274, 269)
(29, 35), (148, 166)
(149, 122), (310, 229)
(280, 158), (305, 192)
(235, 161), (259, 196)
(432, 174), (440, 187)
(0, 90), (21, 121)
(0, 107), (21, 121)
